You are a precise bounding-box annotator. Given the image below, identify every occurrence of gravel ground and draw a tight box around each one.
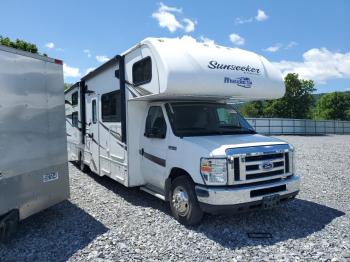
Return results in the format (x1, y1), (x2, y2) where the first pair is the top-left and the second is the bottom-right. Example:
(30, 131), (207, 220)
(1, 135), (349, 261)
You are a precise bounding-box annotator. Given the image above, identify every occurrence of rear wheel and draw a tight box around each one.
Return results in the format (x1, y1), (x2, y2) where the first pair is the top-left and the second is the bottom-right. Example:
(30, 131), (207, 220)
(169, 176), (203, 225)
(0, 210), (19, 242)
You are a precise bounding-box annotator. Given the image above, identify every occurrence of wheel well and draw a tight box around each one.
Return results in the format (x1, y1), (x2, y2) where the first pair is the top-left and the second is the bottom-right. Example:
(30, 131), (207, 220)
(165, 168), (193, 201)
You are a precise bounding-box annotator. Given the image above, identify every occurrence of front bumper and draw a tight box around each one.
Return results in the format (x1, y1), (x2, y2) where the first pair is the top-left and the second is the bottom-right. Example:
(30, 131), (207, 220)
(195, 175), (300, 214)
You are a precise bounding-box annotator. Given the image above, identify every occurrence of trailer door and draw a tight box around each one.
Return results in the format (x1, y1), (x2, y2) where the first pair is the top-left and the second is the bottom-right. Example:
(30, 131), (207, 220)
(85, 94), (100, 173)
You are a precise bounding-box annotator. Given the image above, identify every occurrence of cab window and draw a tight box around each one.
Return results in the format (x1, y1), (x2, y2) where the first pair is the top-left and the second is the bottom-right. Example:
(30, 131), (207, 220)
(144, 106), (167, 139)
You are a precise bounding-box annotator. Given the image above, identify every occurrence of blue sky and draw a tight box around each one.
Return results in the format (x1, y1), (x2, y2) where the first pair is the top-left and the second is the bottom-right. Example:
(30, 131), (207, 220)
(1, 0), (349, 93)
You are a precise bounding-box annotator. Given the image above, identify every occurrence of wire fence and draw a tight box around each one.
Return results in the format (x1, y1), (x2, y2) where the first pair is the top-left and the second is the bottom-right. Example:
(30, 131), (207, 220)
(246, 118), (350, 135)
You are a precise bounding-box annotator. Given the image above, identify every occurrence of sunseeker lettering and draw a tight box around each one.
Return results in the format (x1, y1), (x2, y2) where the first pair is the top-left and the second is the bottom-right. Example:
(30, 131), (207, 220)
(208, 60), (260, 74)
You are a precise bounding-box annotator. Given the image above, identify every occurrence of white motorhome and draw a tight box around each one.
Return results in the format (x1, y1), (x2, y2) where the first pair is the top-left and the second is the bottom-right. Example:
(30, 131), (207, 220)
(0, 45), (69, 240)
(65, 37), (300, 225)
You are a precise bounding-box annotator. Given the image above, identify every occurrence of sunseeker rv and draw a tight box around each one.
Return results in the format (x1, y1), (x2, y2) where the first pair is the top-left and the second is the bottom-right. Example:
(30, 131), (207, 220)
(65, 37), (300, 225)
(0, 45), (69, 240)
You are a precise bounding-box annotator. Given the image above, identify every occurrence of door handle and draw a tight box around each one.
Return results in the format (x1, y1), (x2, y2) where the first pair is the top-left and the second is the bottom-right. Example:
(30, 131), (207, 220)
(140, 148), (144, 156)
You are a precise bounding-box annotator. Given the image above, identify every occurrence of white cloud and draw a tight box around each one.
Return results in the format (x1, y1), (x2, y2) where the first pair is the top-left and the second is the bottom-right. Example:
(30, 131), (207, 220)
(273, 48), (350, 84)
(45, 42), (64, 52)
(264, 43), (282, 52)
(229, 33), (245, 46)
(159, 2), (182, 13)
(152, 2), (196, 33)
(285, 41), (298, 50)
(235, 9), (268, 25)
(183, 18), (196, 33)
(96, 55), (109, 63)
(152, 8), (183, 32)
(45, 42), (55, 49)
(199, 36), (216, 46)
(235, 17), (253, 25)
(85, 67), (96, 75)
(180, 35), (217, 47)
(255, 9), (268, 22)
(264, 41), (298, 52)
(63, 63), (81, 78)
(84, 49), (92, 58)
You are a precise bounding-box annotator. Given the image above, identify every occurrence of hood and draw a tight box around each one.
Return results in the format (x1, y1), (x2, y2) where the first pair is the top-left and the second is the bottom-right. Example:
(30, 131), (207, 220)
(183, 134), (287, 157)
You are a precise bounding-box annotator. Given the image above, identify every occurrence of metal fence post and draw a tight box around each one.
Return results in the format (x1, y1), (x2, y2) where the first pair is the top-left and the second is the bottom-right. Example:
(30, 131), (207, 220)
(293, 119), (295, 134)
(281, 119), (283, 134)
(314, 120), (317, 135)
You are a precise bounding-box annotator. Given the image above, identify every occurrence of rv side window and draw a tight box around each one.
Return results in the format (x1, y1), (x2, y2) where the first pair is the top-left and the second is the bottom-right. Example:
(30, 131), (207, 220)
(132, 56), (152, 86)
(71, 92), (78, 106)
(72, 112), (79, 127)
(92, 100), (97, 124)
(144, 106), (167, 139)
(101, 91), (121, 122)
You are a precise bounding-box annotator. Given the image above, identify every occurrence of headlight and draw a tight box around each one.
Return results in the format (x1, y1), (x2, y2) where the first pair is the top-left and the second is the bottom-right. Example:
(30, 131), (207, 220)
(200, 158), (227, 185)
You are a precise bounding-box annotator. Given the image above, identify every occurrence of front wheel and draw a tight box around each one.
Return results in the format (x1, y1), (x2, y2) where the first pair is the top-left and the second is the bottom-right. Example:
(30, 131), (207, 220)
(169, 176), (203, 226)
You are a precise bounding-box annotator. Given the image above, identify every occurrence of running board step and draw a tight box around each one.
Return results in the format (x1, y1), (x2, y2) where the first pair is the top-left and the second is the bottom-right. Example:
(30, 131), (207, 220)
(140, 187), (166, 201)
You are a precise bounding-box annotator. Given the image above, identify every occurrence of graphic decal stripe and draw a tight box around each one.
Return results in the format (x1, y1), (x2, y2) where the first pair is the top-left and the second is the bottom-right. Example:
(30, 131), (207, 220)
(140, 150), (166, 167)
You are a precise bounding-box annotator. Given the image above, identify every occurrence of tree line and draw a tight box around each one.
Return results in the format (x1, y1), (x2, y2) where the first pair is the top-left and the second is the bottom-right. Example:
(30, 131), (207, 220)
(0, 35), (38, 54)
(240, 73), (350, 121)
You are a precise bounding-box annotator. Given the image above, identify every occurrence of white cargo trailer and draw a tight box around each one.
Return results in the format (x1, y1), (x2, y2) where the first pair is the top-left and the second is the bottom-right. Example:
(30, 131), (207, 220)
(0, 45), (69, 240)
(65, 37), (300, 225)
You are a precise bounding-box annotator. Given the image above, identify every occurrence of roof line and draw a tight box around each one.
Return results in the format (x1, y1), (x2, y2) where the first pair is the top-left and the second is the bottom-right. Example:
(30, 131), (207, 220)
(81, 56), (119, 82)
(0, 44), (60, 64)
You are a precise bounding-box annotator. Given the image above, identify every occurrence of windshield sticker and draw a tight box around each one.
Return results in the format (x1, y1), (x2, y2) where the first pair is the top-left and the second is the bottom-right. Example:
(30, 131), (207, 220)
(224, 77), (252, 88)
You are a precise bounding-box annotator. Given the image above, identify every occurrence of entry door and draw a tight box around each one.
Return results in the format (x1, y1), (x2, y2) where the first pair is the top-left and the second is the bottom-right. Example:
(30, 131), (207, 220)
(86, 95), (100, 174)
(140, 106), (168, 191)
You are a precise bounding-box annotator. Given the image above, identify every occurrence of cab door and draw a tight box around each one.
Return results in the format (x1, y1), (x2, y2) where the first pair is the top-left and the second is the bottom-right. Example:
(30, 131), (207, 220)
(85, 95), (100, 174)
(140, 105), (168, 191)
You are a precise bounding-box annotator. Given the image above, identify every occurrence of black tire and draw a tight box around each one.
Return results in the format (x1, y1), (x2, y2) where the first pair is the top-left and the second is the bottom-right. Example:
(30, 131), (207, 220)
(0, 210), (19, 242)
(169, 176), (203, 226)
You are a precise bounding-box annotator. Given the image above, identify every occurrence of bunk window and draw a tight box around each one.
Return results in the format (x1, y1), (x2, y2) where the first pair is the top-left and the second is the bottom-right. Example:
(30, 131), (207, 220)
(101, 90), (121, 122)
(92, 100), (97, 124)
(132, 56), (152, 86)
(72, 112), (79, 127)
(71, 91), (78, 106)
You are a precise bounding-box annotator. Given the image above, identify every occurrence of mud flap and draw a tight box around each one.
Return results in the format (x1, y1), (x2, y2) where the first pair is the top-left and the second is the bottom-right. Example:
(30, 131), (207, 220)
(0, 210), (19, 242)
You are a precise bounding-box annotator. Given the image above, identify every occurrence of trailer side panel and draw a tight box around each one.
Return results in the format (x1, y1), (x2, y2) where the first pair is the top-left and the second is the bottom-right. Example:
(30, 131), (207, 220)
(0, 47), (69, 220)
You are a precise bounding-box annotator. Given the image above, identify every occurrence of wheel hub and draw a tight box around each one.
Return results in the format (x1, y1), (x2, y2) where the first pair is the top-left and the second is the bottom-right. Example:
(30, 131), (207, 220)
(172, 186), (189, 216)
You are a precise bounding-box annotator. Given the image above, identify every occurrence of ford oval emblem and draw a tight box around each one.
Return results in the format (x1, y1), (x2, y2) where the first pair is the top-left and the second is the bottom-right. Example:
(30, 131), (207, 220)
(262, 161), (273, 170)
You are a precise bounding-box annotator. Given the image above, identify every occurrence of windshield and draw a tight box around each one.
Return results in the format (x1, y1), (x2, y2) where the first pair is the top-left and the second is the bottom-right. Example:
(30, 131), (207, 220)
(165, 102), (256, 137)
